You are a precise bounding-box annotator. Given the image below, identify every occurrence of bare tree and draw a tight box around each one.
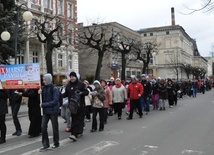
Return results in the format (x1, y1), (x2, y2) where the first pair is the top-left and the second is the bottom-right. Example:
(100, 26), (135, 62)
(183, 0), (214, 14)
(32, 15), (63, 76)
(132, 41), (158, 74)
(181, 64), (193, 79)
(78, 24), (114, 80)
(165, 52), (182, 80)
(111, 33), (135, 81)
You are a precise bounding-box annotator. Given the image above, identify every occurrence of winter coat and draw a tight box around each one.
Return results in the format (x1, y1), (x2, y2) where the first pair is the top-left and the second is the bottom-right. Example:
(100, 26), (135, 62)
(22, 89), (40, 109)
(92, 87), (106, 108)
(103, 86), (112, 108)
(128, 82), (144, 100)
(167, 83), (175, 96)
(85, 88), (92, 106)
(60, 86), (69, 107)
(158, 84), (167, 99)
(41, 84), (60, 115)
(0, 90), (8, 115)
(152, 83), (159, 95)
(112, 85), (127, 103)
(63, 80), (89, 109)
(141, 80), (151, 96)
(9, 90), (22, 105)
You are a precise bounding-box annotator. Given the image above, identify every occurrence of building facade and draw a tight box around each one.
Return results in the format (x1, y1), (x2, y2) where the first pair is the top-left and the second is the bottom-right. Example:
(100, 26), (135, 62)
(14, 0), (78, 83)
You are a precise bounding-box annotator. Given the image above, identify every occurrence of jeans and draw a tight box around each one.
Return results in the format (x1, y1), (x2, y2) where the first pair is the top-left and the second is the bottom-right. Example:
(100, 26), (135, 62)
(61, 106), (71, 128)
(193, 88), (197, 97)
(11, 104), (22, 132)
(0, 114), (6, 140)
(141, 95), (150, 112)
(41, 114), (59, 148)
(103, 108), (108, 123)
(92, 108), (104, 130)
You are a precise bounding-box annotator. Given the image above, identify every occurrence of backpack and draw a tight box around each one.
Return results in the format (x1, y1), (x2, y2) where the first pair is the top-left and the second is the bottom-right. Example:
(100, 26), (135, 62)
(67, 92), (81, 115)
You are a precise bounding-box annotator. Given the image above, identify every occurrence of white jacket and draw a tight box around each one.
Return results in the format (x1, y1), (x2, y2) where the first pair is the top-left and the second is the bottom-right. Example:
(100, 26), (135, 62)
(85, 88), (92, 106)
(112, 85), (127, 103)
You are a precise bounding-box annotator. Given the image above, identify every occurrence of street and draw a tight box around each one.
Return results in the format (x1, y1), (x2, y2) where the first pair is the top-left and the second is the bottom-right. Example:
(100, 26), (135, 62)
(1, 90), (214, 155)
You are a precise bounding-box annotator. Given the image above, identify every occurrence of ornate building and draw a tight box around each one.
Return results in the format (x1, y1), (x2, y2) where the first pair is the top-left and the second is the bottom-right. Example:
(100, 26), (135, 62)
(14, 0), (78, 83)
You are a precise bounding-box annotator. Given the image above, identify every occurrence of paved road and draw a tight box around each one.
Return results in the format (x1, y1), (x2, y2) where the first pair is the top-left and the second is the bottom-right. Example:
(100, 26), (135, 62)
(1, 90), (214, 155)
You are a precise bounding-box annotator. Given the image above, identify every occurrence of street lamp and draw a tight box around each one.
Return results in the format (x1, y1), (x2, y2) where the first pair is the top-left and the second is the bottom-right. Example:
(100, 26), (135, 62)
(14, 5), (33, 64)
(1, 31), (11, 41)
(0, 4), (33, 64)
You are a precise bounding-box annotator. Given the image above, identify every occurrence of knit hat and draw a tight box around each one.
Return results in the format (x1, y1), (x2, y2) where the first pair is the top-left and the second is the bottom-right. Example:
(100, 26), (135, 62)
(115, 78), (121, 81)
(110, 77), (114, 80)
(130, 75), (137, 80)
(141, 74), (147, 77)
(93, 80), (101, 86)
(70, 71), (77, 78)
(43, 73), (53, 85)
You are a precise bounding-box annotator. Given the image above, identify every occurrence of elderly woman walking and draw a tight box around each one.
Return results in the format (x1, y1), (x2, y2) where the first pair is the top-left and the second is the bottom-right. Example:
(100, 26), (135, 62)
(112, 78), (127, 120)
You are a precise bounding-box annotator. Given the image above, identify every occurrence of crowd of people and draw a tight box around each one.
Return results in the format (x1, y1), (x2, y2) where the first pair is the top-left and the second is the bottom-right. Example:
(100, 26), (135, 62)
(0, 71), (213, 152)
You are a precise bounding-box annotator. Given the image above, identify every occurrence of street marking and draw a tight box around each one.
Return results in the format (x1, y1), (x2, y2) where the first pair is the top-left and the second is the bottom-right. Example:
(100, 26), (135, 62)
(182, 150), (203, 154)
(0, 137), (41, 154)
(21, 138), (71, 155)
(144, 145), (158, 149)
(74, 141), (119, 155)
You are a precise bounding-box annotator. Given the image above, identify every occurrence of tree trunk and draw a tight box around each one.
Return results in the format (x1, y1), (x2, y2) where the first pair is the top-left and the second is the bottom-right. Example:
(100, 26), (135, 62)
(142, 63), (148, 74)
(95, 51), (104, 80)
(121, 53), (126, 81)
(45, 42), (53, 77)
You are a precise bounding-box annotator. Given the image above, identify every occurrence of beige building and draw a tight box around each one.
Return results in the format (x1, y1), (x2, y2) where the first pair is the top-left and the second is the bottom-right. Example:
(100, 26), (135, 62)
(78, 22), (142, 81)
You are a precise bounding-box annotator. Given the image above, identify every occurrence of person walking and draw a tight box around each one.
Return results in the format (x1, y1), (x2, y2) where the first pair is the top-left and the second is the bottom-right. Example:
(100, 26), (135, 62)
(127, 75), (144, 120)
(112, 78), (127, 120)
(0, 90), (8, 144)
(9, 89), (22, 136)
(140, 74), (151, 115)
(192, 80), (198, 98)
(83, 80), (93, 122)
(60, 79), (71, 132)
(63, 72), (88, 141)
(151, 79), (159, 110)
(158, 80), (167, 111)
(90, 80), (106, 132)
(101, 79), (112, 124)
(39, 73), (60, 151)
(19, 89), (41, 138)
(166, 79), (175, 108)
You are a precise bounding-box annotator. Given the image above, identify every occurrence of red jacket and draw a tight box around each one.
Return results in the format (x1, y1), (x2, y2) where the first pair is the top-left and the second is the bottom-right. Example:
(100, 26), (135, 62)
(128, 82), (144, 100)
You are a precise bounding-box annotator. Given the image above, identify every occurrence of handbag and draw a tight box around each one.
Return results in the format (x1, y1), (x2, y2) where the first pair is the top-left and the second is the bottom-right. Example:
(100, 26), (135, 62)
(93, 96), (103, 108)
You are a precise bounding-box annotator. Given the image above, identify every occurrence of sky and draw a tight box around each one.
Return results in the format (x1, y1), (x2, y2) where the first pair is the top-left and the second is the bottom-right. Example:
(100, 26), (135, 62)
(77, 0), (214, 57)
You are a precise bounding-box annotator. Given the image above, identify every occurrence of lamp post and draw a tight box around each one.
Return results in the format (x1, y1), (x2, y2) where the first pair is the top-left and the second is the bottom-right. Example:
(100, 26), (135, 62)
(0, 4), (33, 64)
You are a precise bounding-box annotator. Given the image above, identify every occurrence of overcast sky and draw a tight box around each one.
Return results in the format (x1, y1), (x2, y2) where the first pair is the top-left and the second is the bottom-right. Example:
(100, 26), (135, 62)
(77, 0), (214, 57)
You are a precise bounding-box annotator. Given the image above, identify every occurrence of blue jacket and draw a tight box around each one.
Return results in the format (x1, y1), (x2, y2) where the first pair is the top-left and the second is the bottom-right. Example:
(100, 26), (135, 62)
(42, 84), (60, 115)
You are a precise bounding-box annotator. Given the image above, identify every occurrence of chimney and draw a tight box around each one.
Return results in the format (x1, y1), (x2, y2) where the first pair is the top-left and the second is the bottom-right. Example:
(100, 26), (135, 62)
(171, 7), (175, 26)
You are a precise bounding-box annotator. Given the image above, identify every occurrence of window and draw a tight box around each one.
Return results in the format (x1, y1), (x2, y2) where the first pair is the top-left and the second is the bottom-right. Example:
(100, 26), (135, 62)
(68, 29), (73, 44)
(166, 31), (169, 35)
(58, 0), (64, 15)
(68, 55), (72, 69)
(32, 51), (39, 63)
(58, 54), (63, 67)
(144, 33), (147, 37)
(126, 71), (131, 78)
(150, 33), (153, 36)
(44, 0), (51, 9)
(132, 71), (136, 75)
(67, 3), (73, 19)
(137, 71), (141, 78)
(17, 49), (24, 64)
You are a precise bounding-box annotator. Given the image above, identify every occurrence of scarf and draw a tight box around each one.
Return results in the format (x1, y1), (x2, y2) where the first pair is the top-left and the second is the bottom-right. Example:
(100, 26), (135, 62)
(116, 83), (122, 88)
